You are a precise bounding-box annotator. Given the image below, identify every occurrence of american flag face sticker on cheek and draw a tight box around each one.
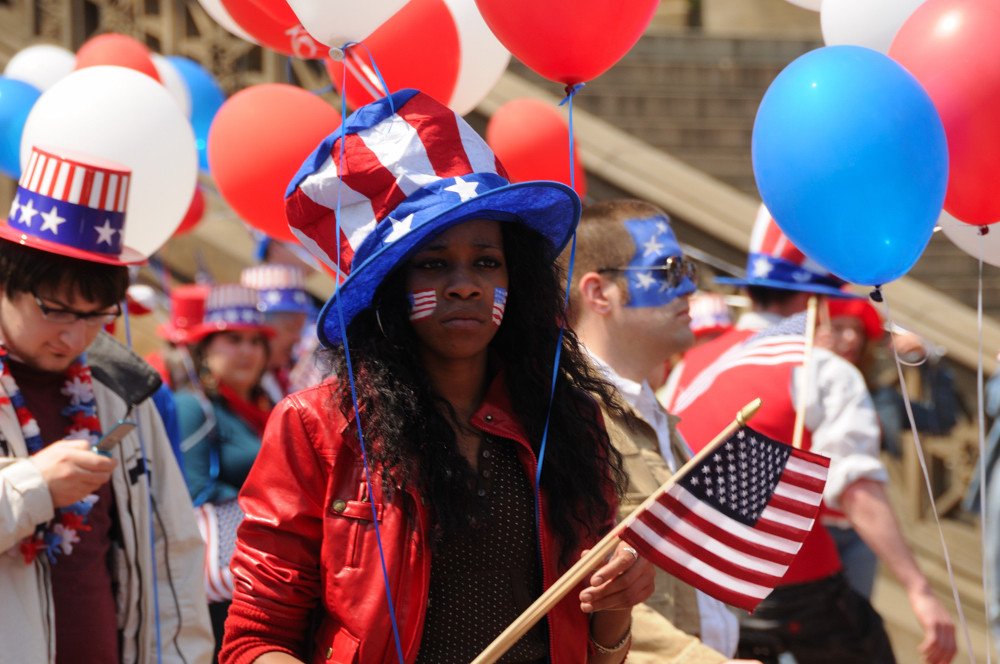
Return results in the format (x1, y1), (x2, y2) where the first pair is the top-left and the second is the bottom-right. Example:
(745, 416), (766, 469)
(408, 290), (437, 321)
(492, 287), (507, 327)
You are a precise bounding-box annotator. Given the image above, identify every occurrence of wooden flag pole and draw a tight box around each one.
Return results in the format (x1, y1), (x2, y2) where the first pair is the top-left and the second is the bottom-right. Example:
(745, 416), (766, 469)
(791, 296), (818, 449)
(470, 398), (763, 664)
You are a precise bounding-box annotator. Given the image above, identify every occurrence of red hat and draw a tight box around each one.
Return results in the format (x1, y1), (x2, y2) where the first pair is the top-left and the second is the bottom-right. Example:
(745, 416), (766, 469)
(156, 284), (210, 345)
(186, 284), (275, 343)
(825, 296), (884, 341)
(4, 146), (145, 265)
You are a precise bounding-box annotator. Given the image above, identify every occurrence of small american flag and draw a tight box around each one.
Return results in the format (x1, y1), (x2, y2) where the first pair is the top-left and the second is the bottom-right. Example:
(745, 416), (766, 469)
(408, 290), (436, 321)
(492, 287), (507, 327)
(621, 425), (828, 611)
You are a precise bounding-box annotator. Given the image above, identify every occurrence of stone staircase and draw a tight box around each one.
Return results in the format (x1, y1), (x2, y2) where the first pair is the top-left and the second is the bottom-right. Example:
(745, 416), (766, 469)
(509, 29), (1000, 320)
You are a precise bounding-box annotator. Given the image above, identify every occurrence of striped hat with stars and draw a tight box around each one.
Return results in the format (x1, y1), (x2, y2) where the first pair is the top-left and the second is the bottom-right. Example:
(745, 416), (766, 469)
(284, 89), (580, 347)
(187, 284), (275, 343)
(240, 264), (314, 315)
(3, 146), (144, 265)
(715, 203), (849, 297)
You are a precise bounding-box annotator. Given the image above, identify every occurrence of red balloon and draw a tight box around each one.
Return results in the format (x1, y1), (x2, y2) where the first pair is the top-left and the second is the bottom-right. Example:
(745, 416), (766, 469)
(174, 186), (205, 237)
(207, 84), (341, 242)
(220, 0), (326, 58)
(324, 0), (459, 111)
(486, 98), (586, 197)
(74, 33), (161, 82)
(890, 0), (1000, 225)
(474, 0), (658, 85)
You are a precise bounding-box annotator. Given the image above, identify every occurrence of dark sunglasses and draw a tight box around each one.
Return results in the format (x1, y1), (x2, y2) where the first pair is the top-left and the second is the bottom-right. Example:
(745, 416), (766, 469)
(597, 257), (698, 289)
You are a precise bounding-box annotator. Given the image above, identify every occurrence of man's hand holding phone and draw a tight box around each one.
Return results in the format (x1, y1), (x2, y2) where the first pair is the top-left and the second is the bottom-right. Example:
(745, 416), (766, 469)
(31, 439), (117, 508)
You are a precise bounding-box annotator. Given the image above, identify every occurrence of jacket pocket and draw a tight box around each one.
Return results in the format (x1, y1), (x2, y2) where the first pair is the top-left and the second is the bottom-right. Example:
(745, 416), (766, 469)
(327, 482), (383, 569)
(312, 622), (361, 664)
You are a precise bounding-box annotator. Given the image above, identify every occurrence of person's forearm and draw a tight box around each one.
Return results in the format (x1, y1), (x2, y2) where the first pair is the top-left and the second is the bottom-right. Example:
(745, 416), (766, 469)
(588, 609), (632, 663)
(839, 478), (929, 593)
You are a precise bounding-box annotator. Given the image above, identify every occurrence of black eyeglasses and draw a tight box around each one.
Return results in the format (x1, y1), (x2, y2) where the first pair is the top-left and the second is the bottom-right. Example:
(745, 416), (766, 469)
(32, 291), (122, 327)
(597, 257), (698, 289)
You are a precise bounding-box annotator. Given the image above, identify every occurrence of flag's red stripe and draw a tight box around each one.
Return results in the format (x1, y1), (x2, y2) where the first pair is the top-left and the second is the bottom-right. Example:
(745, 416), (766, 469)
(779, 466), (828, 494)
(657, 489), (810, 549)
(767, 491), (821, 520)
(623, 532), (766, 612)
(790, 446), (831, 469)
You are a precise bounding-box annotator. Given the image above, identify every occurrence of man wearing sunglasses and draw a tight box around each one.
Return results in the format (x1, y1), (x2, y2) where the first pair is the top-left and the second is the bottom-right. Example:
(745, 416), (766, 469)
(564, 199), (748, 664)
(0, 147), (213, 664)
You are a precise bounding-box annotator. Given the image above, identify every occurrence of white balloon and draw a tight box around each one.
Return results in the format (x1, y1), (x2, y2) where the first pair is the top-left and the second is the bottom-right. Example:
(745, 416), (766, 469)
(285, 0), (409, 49)
(196, 0), (259, 44)
(939, 212), (1000, 268)
(821, 0), (928, 53)
(151, 54), (192, 119)
(20, 66), (198, 258)
(442, 0), (510, 116)
(3, 44), (75, 91)
(785, 0), (823, 12)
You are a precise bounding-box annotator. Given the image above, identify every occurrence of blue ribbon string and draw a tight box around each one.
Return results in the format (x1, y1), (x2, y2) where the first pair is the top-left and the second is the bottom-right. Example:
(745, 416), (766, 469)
(332, 50), (405, 664)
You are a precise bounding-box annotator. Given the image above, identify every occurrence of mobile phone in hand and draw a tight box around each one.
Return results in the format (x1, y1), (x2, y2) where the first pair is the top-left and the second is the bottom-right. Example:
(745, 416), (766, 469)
(93, 420), (137, 456)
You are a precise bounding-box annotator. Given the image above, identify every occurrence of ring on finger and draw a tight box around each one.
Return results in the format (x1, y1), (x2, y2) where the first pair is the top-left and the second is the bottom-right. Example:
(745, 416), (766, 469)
(623, 546), (638, 561)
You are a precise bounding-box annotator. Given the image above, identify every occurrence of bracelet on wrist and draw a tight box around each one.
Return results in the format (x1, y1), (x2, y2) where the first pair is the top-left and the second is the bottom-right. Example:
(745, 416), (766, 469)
(589, 618), (632, 655)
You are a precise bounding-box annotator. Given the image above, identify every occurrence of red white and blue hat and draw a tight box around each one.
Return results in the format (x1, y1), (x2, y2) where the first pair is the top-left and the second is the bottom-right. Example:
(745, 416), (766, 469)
(689, 292), (734, 339)
(187, 284), (275, 343)
(285, 89), (580, 347)
(240, 264), (313, 314)
(3, 146), (144, 265)
(715, 204), (848, 297)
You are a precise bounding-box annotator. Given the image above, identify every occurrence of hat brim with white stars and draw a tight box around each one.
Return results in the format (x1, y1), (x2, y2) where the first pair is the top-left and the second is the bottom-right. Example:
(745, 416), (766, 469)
(317, 176), (579, 347)
(0, 223), (145, 266)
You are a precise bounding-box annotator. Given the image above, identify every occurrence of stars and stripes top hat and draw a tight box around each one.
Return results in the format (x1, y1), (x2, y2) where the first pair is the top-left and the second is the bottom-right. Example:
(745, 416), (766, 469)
(4, 146), (144, 265)
(285, 89), (580, 347)
(240, 264), (314, 314)
(715, 204), (849, 297)
(688, 292), (734, 339)
(187, 284), (275, 344)
(156, 283), (211, 345)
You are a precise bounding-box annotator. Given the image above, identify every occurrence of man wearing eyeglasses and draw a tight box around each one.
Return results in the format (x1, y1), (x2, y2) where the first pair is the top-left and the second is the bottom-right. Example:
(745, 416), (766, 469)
(0, 147), (213, 664)
(564, 199), (751, 664)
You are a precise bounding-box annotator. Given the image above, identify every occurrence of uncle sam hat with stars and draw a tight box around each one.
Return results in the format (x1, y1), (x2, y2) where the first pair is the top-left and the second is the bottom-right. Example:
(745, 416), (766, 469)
(4, 146), (144, 265)
(284, 88), (580, 347)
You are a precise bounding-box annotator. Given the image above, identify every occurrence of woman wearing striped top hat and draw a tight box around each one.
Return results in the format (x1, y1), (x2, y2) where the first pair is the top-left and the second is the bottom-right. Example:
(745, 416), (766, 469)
(220, 90), (654, 664)
(174, 284), (276, 658)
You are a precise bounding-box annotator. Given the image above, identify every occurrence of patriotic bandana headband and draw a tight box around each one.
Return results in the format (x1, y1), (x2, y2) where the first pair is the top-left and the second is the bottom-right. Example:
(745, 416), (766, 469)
(3, 146), (144, 266)
(0, 349), (104, 564)
(284, 89), (581, 348)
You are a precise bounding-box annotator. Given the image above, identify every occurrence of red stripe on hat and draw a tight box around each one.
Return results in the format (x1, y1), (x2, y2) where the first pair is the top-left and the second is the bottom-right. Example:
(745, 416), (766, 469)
(759, 216), (806, 265)
(118, 175), (130, 213)
(399, 92), (473, 178)
(79, 169), (95, 209)
(42, 159), (60, 198)
(338, 132), (407, 225)
(97, 171), (111, 210)
(286, 188), (358, 272)
(60, 164), (76, 202)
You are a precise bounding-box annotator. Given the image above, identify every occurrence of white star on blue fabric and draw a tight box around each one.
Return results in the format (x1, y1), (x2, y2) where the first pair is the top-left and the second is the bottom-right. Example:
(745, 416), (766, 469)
(39, 206), (67, 234)
(642, 234), (665, 258)
(750, 256), (774, 278)
(264, 291), (283, 305)
(384, 213), (414, 244)
(656, 221), (669, 234)
(444, 177), (479, 201)
(791, 270), (811, 283)
(94, 219), (118, 245)
(18, 198), (38, 227)
(241, 309), (257, 323)
(635, 272), (656, 290)
(8, 195), (20, 222)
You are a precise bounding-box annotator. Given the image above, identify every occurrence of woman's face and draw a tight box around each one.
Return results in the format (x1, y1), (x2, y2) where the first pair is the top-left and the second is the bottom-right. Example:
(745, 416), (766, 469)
(203, 330), (269, 396)
(403, 219), (508, 365)
(820, 315), (867, 366)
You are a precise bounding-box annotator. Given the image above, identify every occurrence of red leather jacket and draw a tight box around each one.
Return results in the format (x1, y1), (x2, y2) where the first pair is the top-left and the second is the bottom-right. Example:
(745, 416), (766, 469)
(221, 372), (615, 664)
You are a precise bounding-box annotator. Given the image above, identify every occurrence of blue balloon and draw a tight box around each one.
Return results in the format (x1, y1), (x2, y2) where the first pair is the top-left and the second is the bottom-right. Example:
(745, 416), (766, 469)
(0, 76), (42, 179)
(752, 45), (948, 286)
(166, 56), (226, 173)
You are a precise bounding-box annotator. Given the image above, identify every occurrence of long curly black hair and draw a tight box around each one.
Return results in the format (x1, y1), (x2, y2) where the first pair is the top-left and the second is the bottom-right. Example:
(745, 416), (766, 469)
(321, 222), (628, 560)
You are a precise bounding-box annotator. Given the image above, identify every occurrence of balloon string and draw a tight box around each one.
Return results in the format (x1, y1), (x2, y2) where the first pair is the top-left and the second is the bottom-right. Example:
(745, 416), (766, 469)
(342, 42), (393, 111)
(332, 70), (405, 664)
(284, 56), (335, 95)
(976, 230), (994, 664)
(879, 294), (975, 661)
